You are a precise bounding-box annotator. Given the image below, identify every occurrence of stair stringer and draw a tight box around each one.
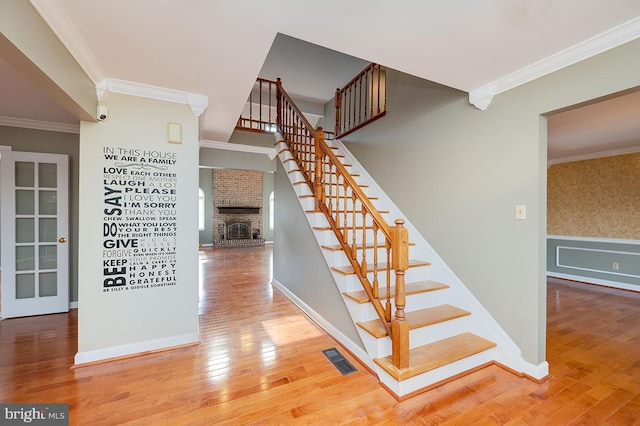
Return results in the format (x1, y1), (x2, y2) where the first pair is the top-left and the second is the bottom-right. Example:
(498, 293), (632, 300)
(274, 136), (548, 398)
(331, 137), (550, 381)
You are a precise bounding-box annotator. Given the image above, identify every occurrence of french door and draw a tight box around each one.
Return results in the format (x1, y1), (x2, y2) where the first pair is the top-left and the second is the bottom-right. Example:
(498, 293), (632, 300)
(0, 151), (69, 318)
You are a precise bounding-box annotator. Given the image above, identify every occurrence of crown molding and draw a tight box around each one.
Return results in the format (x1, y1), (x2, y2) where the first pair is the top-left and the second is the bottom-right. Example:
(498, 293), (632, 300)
(548, 145), (640, 166)
(470, 16), (640, 110)
(199, 140), (277, 160)
(29, 0), (105, 84)
(97, 79), (209, 117)
(0, 116), (80, 134)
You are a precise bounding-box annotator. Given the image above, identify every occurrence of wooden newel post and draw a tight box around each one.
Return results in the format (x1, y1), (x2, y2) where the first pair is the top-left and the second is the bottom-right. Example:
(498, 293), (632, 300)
(391, 219), (410, 370)
(334, 88), (341, 136)
(314, 127), (325, 210)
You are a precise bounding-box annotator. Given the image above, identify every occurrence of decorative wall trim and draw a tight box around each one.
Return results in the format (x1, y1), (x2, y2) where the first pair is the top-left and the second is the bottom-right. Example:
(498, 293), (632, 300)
(548, 272), (640, 293)
(271, 278), (374, 371)
(548, 234), (640, 245)
(556, 246), (640, 279)
(547, 145), (640, 166)
(29, 0), (105, 84)
(469, 16), (640, 110)
(0, 116), (80, 134)
(74, 332), (200, 365)
(200, 139), (277, 160)
(96, 79), (209, 117)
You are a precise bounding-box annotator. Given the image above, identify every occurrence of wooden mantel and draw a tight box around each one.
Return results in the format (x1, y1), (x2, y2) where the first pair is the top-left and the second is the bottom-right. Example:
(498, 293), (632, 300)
(217, 206), (261, 214)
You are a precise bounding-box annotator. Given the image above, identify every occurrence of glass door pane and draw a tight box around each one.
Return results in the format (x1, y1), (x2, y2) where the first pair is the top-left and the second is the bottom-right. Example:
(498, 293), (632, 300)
(1, 152), (69, 318)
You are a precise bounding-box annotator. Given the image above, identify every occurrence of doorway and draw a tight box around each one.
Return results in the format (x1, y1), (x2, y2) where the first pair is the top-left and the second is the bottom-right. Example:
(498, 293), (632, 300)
(0, 151), (69, 318)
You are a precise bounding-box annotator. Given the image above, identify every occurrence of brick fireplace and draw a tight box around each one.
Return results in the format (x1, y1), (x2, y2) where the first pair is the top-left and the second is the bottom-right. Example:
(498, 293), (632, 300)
(212, 169), (264, 248)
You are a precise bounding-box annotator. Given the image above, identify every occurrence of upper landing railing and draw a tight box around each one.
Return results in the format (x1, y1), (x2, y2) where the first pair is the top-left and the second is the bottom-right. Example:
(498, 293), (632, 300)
(334, 63), (387, 139)
(235, 78), (278, 133)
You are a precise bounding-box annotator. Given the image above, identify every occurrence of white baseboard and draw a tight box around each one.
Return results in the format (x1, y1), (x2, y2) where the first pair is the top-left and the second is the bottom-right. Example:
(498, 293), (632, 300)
(521, 360), (549, 380)
(548, 272), (640, 292)
(69, 301), (78, 309)
(271, 278), (374, 371)
(74, 332), (200, 365)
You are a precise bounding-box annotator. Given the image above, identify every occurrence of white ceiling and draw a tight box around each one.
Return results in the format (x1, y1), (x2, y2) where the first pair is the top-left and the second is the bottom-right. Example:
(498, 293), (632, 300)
(2, 0), (640, 162)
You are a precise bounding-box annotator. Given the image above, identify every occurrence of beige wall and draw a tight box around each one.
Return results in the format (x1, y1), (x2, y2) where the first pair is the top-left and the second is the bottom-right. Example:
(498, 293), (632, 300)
(76, 93), (200, 363)
(548, 153), (640, 239)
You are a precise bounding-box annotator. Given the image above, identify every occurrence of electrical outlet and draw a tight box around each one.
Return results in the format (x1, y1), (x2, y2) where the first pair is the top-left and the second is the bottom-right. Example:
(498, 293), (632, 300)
(611, 262), (620, 270)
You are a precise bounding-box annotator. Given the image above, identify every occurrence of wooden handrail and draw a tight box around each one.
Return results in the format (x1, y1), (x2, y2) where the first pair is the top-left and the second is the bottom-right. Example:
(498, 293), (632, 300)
(276, 77), (410, 369)
(276, 78), (316, 137)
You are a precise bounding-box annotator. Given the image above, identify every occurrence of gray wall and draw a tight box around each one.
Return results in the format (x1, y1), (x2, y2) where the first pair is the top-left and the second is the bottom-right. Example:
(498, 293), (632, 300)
(199, 149), (275, 172)
(273, 163), (364, 348)
(198, 168), (214, 245)
(199, 131), (276, 172)
(0, 125), (80, 302)
(229, 130), (276, 148)
(323, 39), (640, 365)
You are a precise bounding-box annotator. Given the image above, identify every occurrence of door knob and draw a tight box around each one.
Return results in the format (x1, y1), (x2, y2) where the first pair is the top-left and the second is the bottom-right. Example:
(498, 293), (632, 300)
(58, 237), (67, 243)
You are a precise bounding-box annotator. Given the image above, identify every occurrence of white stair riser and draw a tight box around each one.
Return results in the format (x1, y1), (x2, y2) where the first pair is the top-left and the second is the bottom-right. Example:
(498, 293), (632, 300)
(354, 290), (453, 322)
(375, 347), (499, 397)
(407, 316), (475, 349)
(357, 329), (391, 358)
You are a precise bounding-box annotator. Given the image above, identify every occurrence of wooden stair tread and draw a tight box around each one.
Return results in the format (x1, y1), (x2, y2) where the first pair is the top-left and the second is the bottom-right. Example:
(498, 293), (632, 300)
(373, 333), (497, 381)
(356, 304), (470, 338)
(343, 280), (449, 304)
(331, 259), (431, 275)
(327, 182), (367, 187)
(330, 208), (388, 214)
(299, 194), (378, 200)
(321, 242), (415, 251)
(310, 210), (389, 215)
(329, 172), (360, 177)
(313, 225), (377, 231)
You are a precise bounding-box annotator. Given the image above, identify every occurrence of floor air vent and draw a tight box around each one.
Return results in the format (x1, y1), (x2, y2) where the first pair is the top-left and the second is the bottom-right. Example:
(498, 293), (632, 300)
(322, 348), (357, 375)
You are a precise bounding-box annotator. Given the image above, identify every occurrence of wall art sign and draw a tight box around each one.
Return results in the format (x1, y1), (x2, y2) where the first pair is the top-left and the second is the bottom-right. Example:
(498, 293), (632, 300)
(101, 146), (178, 293)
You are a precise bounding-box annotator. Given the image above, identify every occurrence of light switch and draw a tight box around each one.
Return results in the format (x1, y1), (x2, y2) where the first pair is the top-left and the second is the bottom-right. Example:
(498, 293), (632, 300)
(515, 205), (526, 220)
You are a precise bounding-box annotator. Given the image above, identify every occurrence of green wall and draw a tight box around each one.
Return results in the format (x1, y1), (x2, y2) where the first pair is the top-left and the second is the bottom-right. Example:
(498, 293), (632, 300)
(273, 163), (363, 348)
(262, 171), (274, 242)
(198, 168), (214, 245)
(0, 125), (80, 302)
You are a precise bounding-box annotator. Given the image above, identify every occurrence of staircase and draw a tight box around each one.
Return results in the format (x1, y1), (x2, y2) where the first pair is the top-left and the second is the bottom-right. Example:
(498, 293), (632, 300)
(274, 130), (527, 398)
(238, 75), (530, 399)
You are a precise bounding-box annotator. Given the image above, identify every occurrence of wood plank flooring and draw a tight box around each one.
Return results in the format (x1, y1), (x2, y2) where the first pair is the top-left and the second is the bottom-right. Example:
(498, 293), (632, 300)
(1, 247), (640, 424)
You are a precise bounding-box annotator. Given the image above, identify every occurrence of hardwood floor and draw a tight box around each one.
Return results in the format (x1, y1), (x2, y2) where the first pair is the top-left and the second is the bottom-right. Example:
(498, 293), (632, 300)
(1, 246), (640, 425)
